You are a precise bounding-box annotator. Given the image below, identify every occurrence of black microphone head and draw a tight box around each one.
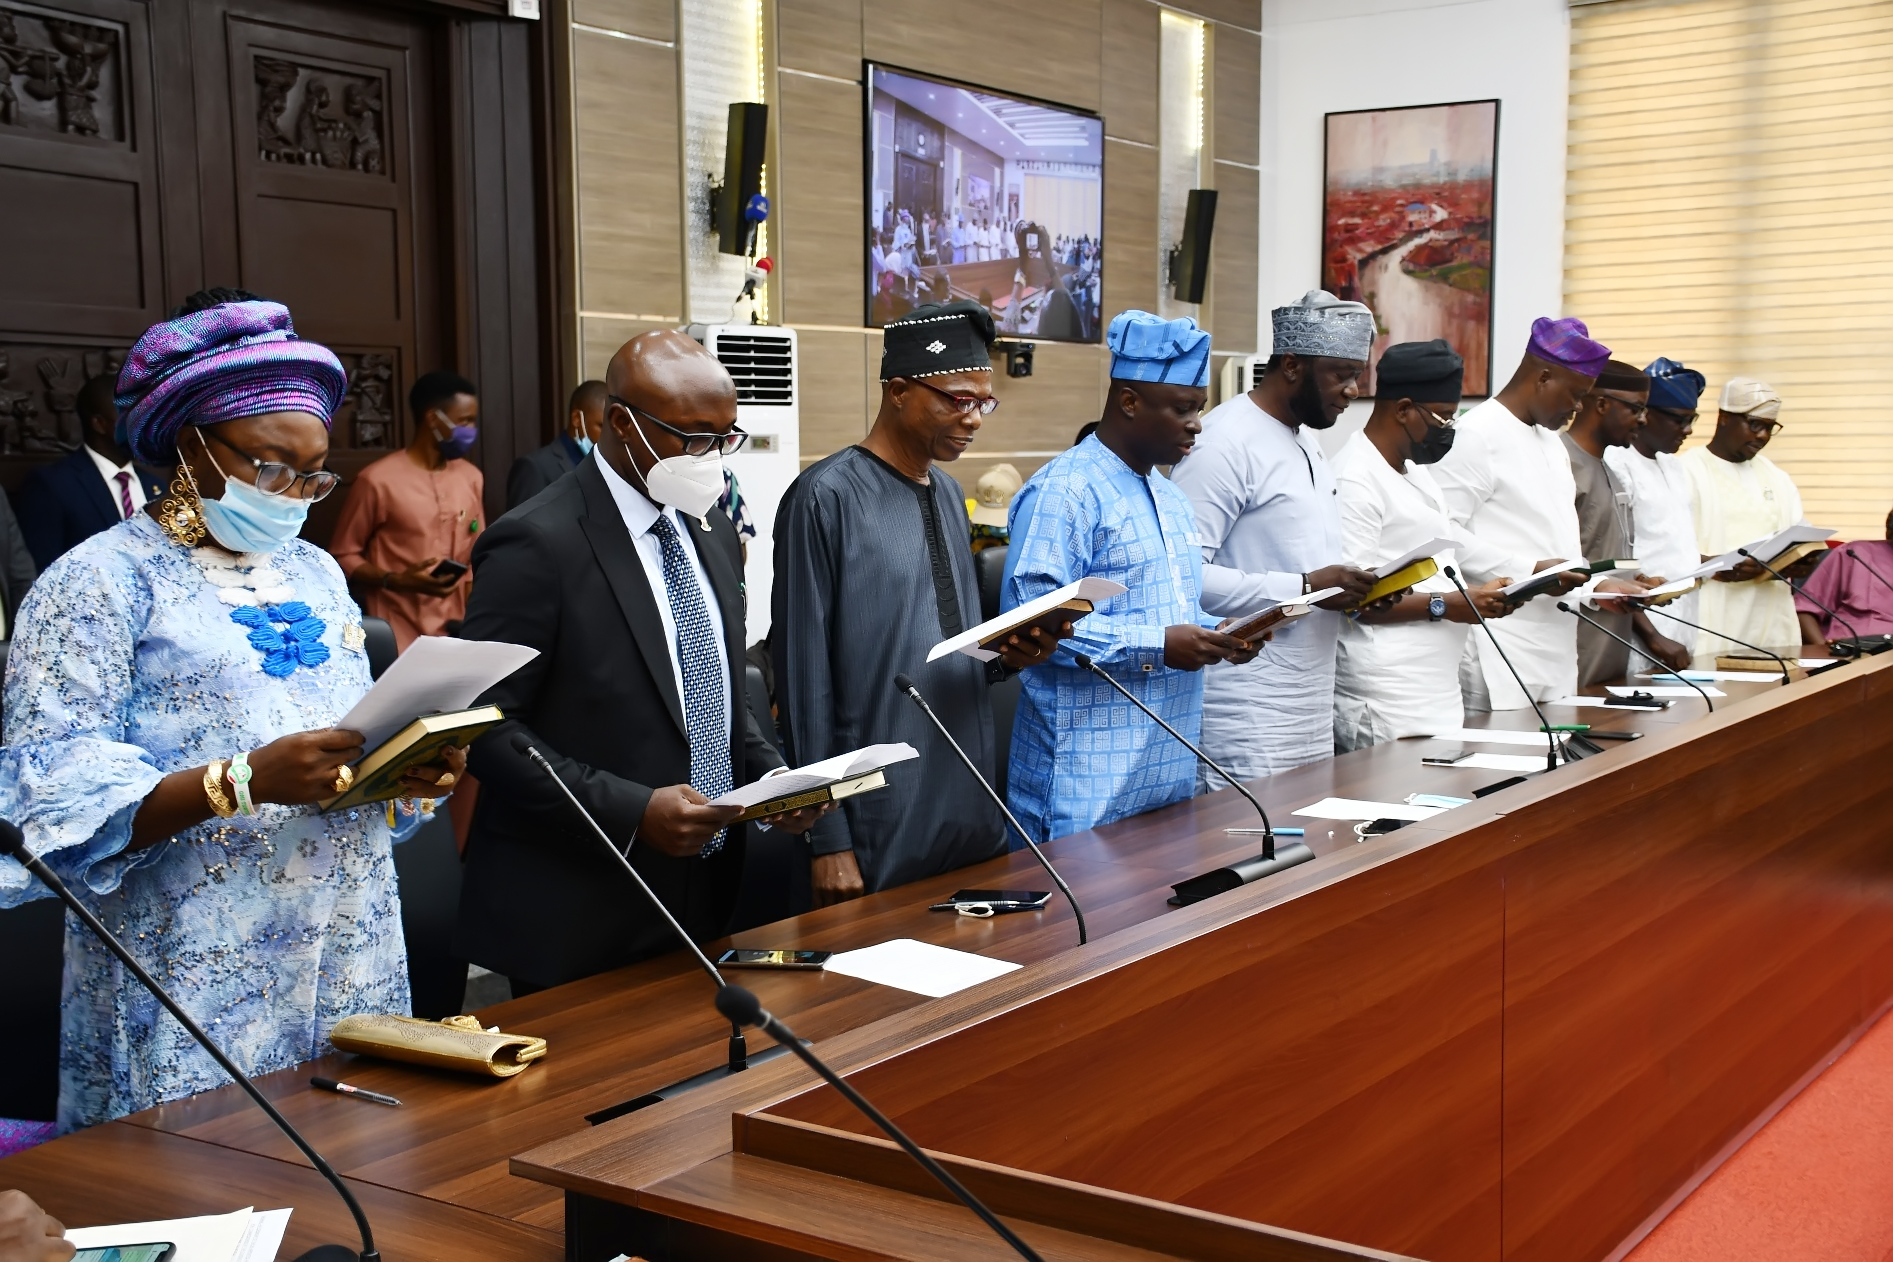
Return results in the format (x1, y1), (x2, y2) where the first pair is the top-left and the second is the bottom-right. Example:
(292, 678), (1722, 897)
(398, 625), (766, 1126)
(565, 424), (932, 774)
(510, 732), (533, 756)
(1074, 653), (1094, 670)
(893, 673), (917, 696)
(716, 983), (765, 1028)
(0, 818), (21, 860)
(1443, 565), (1459, 580)
(1556, 601), (1573, 613)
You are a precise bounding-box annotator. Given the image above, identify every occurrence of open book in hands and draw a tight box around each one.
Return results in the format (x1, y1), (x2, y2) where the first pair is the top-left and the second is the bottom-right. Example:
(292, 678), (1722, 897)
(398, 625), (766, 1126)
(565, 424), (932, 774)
(927, 577), (1127, 662)
(708, 743), (919, 823)
(1217, 588), (1344, 644)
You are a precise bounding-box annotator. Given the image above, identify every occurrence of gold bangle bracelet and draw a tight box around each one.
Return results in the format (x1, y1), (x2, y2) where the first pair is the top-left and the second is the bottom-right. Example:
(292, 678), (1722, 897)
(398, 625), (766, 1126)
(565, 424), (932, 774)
(203, 759), (237, 819)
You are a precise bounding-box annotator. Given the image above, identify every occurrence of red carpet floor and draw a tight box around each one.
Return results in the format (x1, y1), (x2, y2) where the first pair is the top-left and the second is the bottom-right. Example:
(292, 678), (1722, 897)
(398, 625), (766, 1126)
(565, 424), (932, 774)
(1625, 1006), (1893, 1262)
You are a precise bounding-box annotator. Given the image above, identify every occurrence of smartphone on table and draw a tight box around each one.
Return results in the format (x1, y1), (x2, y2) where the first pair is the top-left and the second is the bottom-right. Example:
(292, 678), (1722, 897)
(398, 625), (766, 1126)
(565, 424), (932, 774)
(928, 889), (1053, 914)
(1420, 747), (1474, 767)
(715, 949), (831, 970)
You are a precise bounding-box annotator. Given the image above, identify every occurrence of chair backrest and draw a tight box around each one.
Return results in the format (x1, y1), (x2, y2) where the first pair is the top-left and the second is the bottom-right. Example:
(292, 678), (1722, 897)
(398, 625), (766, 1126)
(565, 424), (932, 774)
(973, 544), (1007, 624)
(362, 616), (399, 680)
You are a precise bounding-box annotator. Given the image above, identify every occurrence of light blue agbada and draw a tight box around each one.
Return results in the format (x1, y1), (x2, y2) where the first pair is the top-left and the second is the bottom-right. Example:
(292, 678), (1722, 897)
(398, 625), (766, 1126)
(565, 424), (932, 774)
(1001, 434), (1217, 842)
(0, 514), (412, 1131)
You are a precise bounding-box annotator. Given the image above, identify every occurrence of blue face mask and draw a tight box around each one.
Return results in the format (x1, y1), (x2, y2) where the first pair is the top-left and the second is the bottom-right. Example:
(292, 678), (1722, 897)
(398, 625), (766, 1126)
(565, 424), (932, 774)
(574, 434), (594, 456)
(196, 447), (311, 554)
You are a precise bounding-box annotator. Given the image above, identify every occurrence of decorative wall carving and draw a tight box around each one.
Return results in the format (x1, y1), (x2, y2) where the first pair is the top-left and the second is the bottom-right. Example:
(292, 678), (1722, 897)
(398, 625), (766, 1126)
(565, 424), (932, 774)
(337, 351), (397, 449)
(0, 343), (124, 456)
(255, 55), (384, 173)
(0, 4), (122, 141)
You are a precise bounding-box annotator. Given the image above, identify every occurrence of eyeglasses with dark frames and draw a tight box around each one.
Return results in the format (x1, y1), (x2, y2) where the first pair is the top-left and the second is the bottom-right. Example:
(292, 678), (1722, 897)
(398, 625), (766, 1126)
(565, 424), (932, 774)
(1595, 393), (1649, 420)
(905, 377), (1001, 416)
(608, 396), (750, 457)
(201, 429), (339, 501)
(1740, 414), (1784, 437)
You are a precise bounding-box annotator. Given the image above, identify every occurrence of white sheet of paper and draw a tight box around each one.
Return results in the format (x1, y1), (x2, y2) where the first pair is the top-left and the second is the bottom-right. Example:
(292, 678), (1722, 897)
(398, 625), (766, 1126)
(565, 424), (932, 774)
(1449, 752), (1553, 773)
(1681, 525), (1835, 580)
(1424, 727), (1569, 748)
(1606, 684), (1725, 698)
(234, 1210), (292, 1262)
(1547, 696), (1665, 710)
(1643, 670), (1770, 682)
(1798, 658), (1839, 668)
(927, 577), (1126, 662)
(824, 938), (1022, 998)
(1374, 538), (1458, 580)
(1292, 797), (1448, 822)
(337, 636), (539, 751)
(68, 1207), (255, 1262)
(707, 743), (918, 810)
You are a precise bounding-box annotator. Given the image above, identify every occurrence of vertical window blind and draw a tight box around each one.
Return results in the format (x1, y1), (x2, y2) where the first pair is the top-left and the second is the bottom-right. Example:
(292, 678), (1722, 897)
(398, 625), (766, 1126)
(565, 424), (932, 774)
(1565, 0), (1893, 539)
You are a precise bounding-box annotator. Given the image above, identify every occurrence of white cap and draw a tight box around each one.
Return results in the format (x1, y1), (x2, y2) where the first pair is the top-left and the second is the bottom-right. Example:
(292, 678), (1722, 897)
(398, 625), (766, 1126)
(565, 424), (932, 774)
(1719, 376), (1781, 420)
(969, 462), (1022, 528)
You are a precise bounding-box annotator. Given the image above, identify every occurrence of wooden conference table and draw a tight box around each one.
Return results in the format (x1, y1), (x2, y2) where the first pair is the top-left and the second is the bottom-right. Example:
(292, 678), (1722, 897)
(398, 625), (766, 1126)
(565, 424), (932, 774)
(3, 651), (1891, 1261)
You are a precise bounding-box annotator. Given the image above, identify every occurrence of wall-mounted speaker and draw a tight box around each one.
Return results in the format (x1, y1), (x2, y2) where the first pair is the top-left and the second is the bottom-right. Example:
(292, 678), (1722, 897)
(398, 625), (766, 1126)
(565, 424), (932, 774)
(1168, 188), (1218, 304)
(713, 102), (770, 256)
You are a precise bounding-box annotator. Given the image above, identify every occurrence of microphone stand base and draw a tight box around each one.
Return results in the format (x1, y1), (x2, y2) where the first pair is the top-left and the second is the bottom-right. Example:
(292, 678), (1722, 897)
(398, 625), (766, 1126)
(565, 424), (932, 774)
(1831, 635), (1892, 657)
(290, 1246), (366, 1262)
(1168, 840), (1317, 907)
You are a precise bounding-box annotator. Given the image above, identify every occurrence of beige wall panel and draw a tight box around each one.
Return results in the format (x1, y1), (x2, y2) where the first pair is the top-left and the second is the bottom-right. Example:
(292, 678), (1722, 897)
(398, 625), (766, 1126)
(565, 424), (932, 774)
(1100, 0), (1158, 146)
(864, 0), (1102, 113)
(574, 30), (683, 320)
(1212, 25), (1259, 167)
(797, 328), (873, 462)
(777, 74), (866, 328)
(1168, 0), (1259, 30)
(983, 342), (1108, 459)
(1209, 163), (1259, 354)
(778, 0), (861, 80)
(580, 317), (672, 381)
(571, 0), (674, 40)
(1102, 138), (1159, 325)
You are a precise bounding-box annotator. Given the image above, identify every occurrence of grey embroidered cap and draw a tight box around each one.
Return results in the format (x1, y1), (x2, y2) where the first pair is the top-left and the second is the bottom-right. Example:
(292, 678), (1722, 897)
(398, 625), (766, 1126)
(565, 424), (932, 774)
(1270, 289), (1375, 361)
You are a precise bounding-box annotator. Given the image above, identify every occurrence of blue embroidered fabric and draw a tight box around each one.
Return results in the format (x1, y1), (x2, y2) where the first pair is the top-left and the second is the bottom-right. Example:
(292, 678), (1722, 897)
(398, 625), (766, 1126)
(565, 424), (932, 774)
(229, 601), (331, 677)
(0, 512), (412, 1131)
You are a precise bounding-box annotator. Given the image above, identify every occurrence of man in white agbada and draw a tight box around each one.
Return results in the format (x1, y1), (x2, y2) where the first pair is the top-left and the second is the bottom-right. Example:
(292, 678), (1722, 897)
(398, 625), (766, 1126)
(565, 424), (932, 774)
(1429, 316), (1605, 710)
(1332, 340), (1520, 750)
(1676, 377), (1807, 654)
(1170, 290), (1378, 786)
(1603, 357), (1705, 665)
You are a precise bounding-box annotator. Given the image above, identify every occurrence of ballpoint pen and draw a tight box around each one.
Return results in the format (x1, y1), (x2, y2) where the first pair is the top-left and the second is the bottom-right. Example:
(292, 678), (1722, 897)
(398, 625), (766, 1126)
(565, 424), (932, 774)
(311, 1076), (402, 1107)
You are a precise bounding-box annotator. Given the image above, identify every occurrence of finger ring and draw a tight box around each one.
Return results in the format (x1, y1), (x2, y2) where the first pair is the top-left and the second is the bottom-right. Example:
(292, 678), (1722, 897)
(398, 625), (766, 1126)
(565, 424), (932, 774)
(435, 771), (456, 787)
(332, 765), (355, 794)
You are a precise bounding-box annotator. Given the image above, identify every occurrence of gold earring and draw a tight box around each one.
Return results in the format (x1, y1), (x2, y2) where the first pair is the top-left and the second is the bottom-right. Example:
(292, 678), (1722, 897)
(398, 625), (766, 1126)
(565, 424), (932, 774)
(156, 454), (208, 548)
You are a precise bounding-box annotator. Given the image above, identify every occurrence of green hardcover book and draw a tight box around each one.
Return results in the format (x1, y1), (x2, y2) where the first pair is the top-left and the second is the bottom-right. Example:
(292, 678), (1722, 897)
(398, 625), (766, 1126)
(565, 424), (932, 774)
(320, 706), (504, 811)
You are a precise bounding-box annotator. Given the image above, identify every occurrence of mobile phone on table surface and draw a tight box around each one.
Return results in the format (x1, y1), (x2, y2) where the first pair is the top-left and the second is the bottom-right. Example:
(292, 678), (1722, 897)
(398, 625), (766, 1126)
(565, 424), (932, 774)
(73, 1245), (177, 1262)
(1420, 747), (1474, 767)
(929, 889), (1053, 912)
(1584, 729), (1643, 741)
(429, 558), (469, 581)
(715, 949), (830, 970)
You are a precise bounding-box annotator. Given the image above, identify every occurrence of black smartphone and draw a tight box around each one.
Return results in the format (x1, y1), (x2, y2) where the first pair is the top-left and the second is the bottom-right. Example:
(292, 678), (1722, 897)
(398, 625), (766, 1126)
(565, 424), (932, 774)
(1605, 693), (1668, 708)
(1420, 747), (1474, 767)
(715, 949), (830, 970)
(932, 889), (1053, 911)
(1584, 729), (1644, 741)
(73, 1245), (178, 1262)
(430, 557), (470, 581)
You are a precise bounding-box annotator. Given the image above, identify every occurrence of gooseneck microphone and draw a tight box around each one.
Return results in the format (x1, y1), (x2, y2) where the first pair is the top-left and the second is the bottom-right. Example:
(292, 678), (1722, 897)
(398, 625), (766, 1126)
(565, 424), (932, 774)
(0, 820), (378, 1262)
(1641, 605), (1797, 686)
(1557, 601), (1714, 714)
(1845, 547), (1893, 599)
(1444, 566), (1560, 772)
(715, 984), (1045, 1262)
(1071, 653), (1314, 906)
(1736, 547), (1870, 654)
(513, 734), (750, 1073)
(893, 675), (1085, 945)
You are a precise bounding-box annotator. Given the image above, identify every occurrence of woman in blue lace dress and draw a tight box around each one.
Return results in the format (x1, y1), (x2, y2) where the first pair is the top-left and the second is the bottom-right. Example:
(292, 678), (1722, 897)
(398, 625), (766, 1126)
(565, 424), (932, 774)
(0, 291), (464, 1130)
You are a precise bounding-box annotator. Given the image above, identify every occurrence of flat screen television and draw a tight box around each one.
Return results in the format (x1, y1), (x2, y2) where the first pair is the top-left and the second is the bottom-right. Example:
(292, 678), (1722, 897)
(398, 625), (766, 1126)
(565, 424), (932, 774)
(865, 63), (1103, 344)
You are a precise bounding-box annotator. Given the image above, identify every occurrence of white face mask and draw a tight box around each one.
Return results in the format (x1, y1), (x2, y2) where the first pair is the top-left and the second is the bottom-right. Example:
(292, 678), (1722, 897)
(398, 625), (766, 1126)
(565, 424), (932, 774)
(625, 407), (724, 522)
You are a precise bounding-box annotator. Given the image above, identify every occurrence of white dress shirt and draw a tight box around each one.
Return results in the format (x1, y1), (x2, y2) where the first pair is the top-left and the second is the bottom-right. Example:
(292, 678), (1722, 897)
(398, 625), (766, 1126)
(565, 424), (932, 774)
(86, 444), (145, 518)
(595, 455), (731, 746)
(1605, 444), (1702, 652)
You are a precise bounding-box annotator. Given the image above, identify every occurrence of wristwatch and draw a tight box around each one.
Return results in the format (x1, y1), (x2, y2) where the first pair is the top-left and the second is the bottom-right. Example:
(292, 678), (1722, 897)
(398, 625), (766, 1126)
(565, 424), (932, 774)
(1427, 594), (1447, 622)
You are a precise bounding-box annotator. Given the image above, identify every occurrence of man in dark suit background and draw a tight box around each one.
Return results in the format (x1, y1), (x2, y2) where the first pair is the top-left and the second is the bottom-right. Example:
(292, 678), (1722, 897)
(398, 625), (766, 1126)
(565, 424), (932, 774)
(17, 375), (165, 570)
(505, 379), (607, 510)
(456, 332), (824, 992)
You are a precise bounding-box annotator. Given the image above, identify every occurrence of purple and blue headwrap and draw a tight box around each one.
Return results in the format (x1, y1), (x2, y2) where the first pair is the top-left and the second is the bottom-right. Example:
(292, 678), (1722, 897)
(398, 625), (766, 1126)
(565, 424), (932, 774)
(115, 301), (347, 465)
(1525, 316), (1610, 379)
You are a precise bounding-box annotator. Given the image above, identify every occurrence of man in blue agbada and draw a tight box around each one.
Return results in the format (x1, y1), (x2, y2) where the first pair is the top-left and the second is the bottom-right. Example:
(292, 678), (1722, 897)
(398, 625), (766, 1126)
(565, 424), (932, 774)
(1001, 311), (1258, 842)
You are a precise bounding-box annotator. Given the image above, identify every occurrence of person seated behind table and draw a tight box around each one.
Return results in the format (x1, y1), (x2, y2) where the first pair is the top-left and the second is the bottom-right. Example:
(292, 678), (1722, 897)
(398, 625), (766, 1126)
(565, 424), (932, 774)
(1796, 505), (1893, 644)
(1332, 340), (1519, 750)
(0, 1189), (71, 1262)
(328, 369), (484, 650)
(0, 290), (462, 1131)
(507, 379), (605, 510)
(16, 374), (165, 571)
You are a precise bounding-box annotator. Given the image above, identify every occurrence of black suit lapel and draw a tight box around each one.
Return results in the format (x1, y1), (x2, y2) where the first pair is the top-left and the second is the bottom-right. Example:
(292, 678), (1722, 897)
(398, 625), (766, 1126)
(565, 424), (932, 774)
(574, 455), (688, 737)
(70, 449), (119, 531)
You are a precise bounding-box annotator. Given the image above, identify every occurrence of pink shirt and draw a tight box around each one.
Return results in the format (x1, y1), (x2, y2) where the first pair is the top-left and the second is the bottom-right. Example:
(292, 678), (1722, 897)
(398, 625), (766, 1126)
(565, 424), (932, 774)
(1794, 540), (1893, 638)
(328, 450), (484, 650)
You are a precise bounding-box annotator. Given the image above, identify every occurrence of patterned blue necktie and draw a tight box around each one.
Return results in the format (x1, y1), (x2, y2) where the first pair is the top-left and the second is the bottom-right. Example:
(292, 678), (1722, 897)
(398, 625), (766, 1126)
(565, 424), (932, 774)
(650, 513), (732, 855)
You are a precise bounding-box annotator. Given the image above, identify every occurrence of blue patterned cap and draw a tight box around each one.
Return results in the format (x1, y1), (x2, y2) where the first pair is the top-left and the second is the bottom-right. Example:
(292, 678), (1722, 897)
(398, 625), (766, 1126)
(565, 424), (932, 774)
(1644, 357), (1706, 411)
(1106, 310), (1211, 387)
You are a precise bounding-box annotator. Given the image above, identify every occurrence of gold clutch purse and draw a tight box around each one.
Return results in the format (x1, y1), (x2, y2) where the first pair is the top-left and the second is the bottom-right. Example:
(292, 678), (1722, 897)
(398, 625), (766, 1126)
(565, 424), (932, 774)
(328, 1014), (548, 1079)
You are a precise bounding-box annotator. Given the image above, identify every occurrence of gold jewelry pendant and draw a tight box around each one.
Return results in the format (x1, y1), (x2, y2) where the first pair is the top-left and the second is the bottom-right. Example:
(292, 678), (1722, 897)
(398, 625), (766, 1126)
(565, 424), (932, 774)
(156, 470), (207, 548)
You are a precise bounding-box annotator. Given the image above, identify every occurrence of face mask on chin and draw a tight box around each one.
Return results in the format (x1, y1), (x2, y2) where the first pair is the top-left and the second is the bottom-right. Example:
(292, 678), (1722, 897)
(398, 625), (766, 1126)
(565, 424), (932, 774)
(626, 408), (724, 522)
(188, 435), (312, 554)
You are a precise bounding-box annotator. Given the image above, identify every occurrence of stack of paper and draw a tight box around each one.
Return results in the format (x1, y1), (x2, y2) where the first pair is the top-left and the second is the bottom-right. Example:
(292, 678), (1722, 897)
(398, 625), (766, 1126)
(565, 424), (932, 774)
(1292, 797), (1450, 822)
(67, 1207), (291, 1262)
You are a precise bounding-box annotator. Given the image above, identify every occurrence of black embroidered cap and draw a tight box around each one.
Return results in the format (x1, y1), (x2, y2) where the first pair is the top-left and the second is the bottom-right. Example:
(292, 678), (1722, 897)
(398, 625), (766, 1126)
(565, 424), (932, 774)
(881, 300), (996, 381)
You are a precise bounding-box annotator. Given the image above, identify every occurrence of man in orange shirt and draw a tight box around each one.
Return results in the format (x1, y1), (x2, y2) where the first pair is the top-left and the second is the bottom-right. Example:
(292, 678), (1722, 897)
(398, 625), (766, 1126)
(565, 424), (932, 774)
(329, 370), (485, 649)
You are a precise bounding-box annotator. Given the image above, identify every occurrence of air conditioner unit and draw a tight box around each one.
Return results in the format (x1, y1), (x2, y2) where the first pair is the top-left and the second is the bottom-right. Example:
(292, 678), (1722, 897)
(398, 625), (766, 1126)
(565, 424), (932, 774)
(693, 324), (798, 645)
(1219, 354), (1266, 403)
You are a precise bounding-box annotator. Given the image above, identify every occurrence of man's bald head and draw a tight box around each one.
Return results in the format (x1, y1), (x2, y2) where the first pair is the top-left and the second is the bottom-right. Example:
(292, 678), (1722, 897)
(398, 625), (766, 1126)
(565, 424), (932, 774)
(606, 330), (738, 417)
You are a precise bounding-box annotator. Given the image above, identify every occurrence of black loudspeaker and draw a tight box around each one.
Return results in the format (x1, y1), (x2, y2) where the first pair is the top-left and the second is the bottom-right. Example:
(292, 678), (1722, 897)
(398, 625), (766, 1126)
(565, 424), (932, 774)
(1169, 188), (1218, 304)
(714, 102), (769, 256)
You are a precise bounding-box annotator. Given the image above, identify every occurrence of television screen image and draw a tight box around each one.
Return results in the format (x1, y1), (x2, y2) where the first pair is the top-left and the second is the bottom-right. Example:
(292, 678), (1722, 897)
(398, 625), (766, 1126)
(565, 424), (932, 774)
(866, 63), (1103, 344)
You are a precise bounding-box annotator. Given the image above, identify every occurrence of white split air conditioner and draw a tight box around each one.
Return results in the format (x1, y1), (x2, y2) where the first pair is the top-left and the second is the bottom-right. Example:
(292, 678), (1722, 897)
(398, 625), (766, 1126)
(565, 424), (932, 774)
(692, 324), (798, 645)
(1219, 354), (1267, 403)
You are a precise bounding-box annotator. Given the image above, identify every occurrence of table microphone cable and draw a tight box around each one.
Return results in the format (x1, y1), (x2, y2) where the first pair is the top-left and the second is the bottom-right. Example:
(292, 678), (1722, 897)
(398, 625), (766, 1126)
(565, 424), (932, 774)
(1556, 601), (1714, 714)
(1443, 566), (1562, 771)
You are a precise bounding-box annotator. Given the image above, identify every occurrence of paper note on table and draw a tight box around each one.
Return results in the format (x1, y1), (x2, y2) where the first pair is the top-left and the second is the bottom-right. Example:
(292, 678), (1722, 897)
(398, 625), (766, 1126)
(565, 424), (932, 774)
(1293, 797), (1449, 822)
(68, 1206), (264, 1262)
(1547, 696), (1665, 710)
(1425, 727), (1569, 748)
(234, 1210), (292, 1262)
(824, 938), (1022, 998)
(1642, 670), (1755, 683)
(337, 636), (539, 751)
(1606, 684), (1725, 698)
(1450, 752), (1554, 773)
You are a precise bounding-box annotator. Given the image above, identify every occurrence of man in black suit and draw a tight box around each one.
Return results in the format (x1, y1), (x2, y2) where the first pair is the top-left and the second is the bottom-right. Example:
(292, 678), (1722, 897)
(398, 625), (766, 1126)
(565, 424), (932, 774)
(17, 375), (165, 571)
(505, 379), (607, 510)
(456, 332), (823, 991)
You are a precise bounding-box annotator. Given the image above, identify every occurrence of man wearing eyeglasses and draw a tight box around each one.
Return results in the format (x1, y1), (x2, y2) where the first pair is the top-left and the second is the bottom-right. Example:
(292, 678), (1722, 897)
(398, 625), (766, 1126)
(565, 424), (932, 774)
(1677, 377), (1808, 654)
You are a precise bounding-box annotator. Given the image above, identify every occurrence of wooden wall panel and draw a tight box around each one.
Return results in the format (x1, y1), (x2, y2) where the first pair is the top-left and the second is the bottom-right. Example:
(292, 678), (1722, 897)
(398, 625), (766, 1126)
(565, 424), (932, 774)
(581, 315), (671, 380)
(983, 343), (1107, 464)
(777, 0), (861, 79)
(569, 0), (673, 40)
(1212, 25), (1259, 167)
(1103, 138), (1160, 325)
(1100, 0), (1159, 146)
(775, 74), (864, 329)
(572, 28), (682, 320)
(794, 329), (872, 462)
(1210, 163), (1259, 354)
(1169, 0), (1260, 30)
(862, 0), (1103, 114)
